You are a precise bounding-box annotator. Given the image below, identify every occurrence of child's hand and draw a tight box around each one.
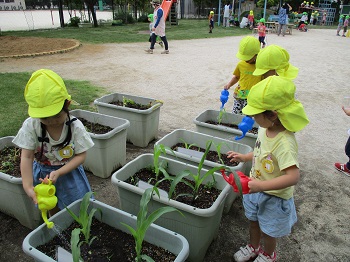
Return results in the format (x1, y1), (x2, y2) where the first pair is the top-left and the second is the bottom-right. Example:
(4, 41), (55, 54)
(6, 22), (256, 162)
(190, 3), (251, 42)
(25, 187), (38, 205)
(342, 106), (350, 116)
(224, 84), (230, 90)
(248, 177), (262, 193)
(227, 151), (245, 162)
(49, 170), (60, 184)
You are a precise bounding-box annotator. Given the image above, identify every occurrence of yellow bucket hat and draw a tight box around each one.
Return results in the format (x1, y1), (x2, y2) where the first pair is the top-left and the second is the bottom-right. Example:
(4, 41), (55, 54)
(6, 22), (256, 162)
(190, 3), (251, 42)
(236, 36), (260, 61)
(253, 45), (299, 79)
(25, 69), (71, 118)
(242, 76), (309, 132)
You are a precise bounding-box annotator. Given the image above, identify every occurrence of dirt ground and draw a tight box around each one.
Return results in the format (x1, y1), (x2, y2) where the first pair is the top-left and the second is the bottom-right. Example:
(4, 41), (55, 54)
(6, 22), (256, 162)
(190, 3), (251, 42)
(0, 28), (350, 262)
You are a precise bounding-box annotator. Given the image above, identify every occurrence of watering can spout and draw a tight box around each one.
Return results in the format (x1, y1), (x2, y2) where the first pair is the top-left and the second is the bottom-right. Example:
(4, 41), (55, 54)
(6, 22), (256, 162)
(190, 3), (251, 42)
(34, 177), (58, 229)
(235, 116), (255, 141)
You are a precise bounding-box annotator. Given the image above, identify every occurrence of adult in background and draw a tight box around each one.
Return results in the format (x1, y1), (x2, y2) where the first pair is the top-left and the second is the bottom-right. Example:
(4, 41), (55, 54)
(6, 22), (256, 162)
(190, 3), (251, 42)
(145, 0), (169, 54)
(223, 3), (231, 27)
(277, 4), (287, 36)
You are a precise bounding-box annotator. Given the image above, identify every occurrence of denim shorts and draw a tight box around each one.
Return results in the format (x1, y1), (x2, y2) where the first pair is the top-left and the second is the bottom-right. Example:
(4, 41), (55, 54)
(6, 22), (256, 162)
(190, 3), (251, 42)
(243, 192), (297, 238)
(33, 161), (92, 210)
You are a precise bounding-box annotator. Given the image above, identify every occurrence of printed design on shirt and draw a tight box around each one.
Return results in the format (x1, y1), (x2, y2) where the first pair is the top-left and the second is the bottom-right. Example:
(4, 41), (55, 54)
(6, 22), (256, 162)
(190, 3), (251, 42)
(255, 169), (262, 178)
(36, 142), (75, 165)
(262, 154), (274, 173)
(58, 145), (74, 159)
(252, 139), (262, 179)
(237, 90), (250, 99)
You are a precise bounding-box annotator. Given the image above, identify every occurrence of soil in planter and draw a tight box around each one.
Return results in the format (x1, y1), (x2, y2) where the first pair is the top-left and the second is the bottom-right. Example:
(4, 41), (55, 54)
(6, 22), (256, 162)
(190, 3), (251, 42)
(206, 120), (259, 135)
(37, 218), (176, 262)
(0, 146), (21, 178)
(126, 168), (221, 209)
(78, 117), (113, 134)
(109, 100), (152, 110)
(171, 143), (239, 167)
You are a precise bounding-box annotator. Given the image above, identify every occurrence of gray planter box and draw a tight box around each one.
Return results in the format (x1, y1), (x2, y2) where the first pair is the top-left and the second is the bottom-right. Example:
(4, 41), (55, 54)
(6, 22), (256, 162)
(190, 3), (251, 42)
(111, 154), (230, 262)
(23, 198), (189, 262)
(94, 93), (163, 147)
(71, 109), (130, 178)
(154, 129), (253, 214)
(193, 109), (259, 148)
(0, 136), (42, 229)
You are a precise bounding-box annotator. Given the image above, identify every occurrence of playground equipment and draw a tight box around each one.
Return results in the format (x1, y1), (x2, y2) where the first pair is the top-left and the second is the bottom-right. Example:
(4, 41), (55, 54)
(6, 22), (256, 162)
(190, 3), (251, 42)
(34, 178), (57, 229)
(235, 116), (255, 141)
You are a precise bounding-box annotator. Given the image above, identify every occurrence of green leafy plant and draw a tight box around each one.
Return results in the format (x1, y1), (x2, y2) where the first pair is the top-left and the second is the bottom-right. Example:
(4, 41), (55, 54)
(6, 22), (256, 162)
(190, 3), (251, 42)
(0, 146), (20, 174)
(168, 141), (225, 203)
(65, 192), (101, 262)
(122, 187), (182, 262)
(217, 108), (226, 125)
(122, 96), (136, 107)
(69, 16), (81, 27)
(179, 138), (199, 150)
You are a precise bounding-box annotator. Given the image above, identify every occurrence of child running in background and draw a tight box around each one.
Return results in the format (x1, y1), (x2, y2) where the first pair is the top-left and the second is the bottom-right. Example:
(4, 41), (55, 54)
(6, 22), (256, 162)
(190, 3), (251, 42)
(227, 75), (309, 262)
(334, 105), (350, 176)
(209, 10), (215, 33)
(12, 69), (94, 215)
(148, 14), (163, 47)
(253, 44), (299, 80)
(248, 10), (254, 29)
(342, 15), (349, 37)
(336, 15), (344, 36)
(257, 18), (266, 48)
(224, 36), (261, 114)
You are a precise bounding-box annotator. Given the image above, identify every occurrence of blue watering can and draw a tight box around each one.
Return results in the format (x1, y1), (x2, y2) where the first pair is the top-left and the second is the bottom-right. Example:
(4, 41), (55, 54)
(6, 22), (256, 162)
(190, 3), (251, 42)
(220, 89), (229, 109)
(235, 116), (255, 141)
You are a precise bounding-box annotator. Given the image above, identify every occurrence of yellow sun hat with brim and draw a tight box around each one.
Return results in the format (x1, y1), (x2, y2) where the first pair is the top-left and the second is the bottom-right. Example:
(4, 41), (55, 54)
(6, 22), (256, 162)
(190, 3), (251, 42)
(25, 69), (72, 118)
(210, 11), (214, 14)
(236, 36), (261, 61)
(253, 45), (299, 79)
(242, 76), (309, 132)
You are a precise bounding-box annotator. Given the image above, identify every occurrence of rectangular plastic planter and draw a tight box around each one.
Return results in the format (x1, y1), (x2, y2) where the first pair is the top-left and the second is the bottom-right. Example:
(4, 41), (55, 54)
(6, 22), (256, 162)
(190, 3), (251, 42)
(111, 154), (230, 262)
(71, 109), (130, 178)
(0, 136), (42, 229)
(23, 198), (189, 262)
(154, 129), (253, 213)
(94, 93), (163, 147)
(193, 109), (259, 148)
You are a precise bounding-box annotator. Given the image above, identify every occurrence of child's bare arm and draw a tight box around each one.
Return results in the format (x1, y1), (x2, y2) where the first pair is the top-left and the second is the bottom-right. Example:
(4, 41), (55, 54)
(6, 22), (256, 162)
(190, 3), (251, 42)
(342, 106), (350, 116)
(227, 151), (253, 162)
(248, 165), (300, 193)
(224, 75), (239, 90)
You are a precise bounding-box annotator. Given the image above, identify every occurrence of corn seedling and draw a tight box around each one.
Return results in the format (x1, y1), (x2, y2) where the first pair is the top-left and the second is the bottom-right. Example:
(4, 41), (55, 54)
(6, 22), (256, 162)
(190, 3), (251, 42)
(122, 187), (182, 262)
(168, 141), (225, 203)
(217, 108), (226, 125)
(179, 138), (199, 150)
(65, 191), (101, 262)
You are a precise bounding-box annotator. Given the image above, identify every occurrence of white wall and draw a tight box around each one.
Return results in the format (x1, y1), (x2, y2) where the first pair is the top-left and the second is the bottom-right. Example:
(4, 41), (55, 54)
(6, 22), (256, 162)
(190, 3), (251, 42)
(0, 10), (113, 31)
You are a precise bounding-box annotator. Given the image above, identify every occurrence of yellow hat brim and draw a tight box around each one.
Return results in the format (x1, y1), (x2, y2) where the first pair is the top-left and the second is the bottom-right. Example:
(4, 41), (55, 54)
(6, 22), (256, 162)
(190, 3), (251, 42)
(28, 100), (66, 118)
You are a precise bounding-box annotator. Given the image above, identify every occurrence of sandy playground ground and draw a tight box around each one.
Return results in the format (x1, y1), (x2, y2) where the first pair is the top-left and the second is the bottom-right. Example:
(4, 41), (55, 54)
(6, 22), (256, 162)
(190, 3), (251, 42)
(0, 28), (350, 262)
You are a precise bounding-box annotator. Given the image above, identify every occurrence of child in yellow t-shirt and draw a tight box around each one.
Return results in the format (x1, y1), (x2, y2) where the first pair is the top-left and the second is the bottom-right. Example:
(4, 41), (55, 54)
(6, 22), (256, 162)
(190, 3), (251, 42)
(224, 36), (261, 114)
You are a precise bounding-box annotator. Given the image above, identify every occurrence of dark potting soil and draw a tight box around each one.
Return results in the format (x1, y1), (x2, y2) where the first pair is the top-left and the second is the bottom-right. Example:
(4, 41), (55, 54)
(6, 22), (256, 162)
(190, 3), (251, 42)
(0, 146), (21, 178)
(36, 218), (177, 262)
(78, 117), (113, 134)
(126, 168), (222, 209)
(206, 120), (259, 135)
(171, 143), (239, 167)
(109, 100), (151, 110)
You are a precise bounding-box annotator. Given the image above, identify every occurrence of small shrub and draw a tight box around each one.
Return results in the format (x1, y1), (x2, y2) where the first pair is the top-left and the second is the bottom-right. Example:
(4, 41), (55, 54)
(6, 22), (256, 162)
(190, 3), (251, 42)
(138, 14), (149, 23)
(69, 16), (81, 27)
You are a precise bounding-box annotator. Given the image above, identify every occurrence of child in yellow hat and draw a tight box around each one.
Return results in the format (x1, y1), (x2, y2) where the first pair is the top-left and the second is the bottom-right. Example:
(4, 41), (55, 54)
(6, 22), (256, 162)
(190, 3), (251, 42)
(12, 69), (94, 216)
(209, 11), (215, 33)
(227, 76), (309, 262)
(224, 36), (261, 114)
(253, 44), (299, 80)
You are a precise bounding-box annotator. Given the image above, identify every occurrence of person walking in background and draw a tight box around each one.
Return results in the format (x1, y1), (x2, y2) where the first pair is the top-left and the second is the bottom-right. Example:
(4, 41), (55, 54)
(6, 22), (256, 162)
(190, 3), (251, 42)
(147, 14), (163, 48)
(277, 5), (287, 36)
(12, 69), (94, 216)
(342, 15), (349, 37)
(227, 76), (309, 262)
(336, 15), (344, 36)
(321, 12), (327, 25)
(334, 104), (350, 176)
(209, 10), (215, 33)
(223, 36), (261, 114)
(257, 18), (266, 48)
(145, 0), (169, 54)
(248, 10), (254, 29)
(223, 3), (231, 27)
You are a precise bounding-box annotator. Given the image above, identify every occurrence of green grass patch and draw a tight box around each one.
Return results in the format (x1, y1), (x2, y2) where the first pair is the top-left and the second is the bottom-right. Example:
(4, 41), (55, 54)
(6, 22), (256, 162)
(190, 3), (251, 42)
(3, 19), (253, 44)
(0, 72), (108, 137)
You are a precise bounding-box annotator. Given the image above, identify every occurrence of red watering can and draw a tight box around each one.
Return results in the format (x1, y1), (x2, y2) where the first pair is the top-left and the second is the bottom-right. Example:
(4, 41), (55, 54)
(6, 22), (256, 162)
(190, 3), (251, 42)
(220, 169), (251, 194)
